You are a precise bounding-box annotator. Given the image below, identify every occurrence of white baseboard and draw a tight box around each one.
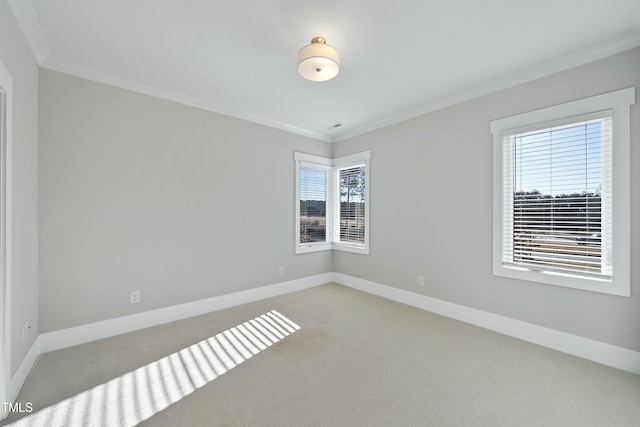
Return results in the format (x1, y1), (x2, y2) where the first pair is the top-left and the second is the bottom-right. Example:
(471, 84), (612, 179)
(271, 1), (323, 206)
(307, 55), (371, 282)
(8, 270), (639, 413)
(39, 273), (333, 353)
(334, 273), (640, 375)
(8, 336), (40, 404)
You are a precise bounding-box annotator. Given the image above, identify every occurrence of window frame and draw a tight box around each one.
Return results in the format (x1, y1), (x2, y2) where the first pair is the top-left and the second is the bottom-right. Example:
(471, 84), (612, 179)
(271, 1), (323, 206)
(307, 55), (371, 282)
(295, 151), (371, 255)
(0, 62), (11, 418)
(490, 87), (634, 296)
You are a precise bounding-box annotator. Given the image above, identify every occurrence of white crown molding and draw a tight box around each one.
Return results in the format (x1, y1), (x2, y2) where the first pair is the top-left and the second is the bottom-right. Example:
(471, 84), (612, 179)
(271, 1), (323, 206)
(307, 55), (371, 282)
(334, 273), (640, 375)
(332, 32), (640, 142)
(23, 22), (640, 145)
(7, 0), (51, 65)
(41, 58), (333, 143)
(6, 2), (640, 145)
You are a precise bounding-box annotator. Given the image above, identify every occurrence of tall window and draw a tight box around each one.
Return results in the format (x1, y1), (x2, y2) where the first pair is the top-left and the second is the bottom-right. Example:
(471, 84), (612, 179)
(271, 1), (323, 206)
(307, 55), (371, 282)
(491, 88), (634, 296)
(507, 116), (611, 278)
(299, 166), (328, 245)
(295, 151), (370, 254)
(338, 165), (366, 244)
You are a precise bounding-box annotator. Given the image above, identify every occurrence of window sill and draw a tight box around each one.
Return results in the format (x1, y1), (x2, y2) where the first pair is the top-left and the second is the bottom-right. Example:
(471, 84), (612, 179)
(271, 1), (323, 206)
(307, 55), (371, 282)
(493, 263), (629, 297)
(296, 243), (369, 255)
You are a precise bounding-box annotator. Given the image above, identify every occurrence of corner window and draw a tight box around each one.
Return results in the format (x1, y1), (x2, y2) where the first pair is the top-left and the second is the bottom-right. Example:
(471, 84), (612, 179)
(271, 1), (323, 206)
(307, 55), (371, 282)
(295, 151), (371, 254)
(490, 87), (634, 296)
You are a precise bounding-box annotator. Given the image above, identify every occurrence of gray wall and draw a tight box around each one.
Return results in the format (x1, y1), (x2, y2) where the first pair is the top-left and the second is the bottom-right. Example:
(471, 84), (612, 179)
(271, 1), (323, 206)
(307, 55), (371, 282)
(37, 46), (640, 353)
(0, 3), (40, 374)
(39, 70), (332, 332)
(333, 47), (640, 352)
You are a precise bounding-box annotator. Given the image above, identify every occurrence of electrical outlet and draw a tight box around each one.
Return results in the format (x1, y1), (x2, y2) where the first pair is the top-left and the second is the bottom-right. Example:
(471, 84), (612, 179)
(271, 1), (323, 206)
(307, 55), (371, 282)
(130, 291), (141, 304)
(418, 276), (425, 287)
(22, 322), (30, 342)
(278, 267), (285, 276)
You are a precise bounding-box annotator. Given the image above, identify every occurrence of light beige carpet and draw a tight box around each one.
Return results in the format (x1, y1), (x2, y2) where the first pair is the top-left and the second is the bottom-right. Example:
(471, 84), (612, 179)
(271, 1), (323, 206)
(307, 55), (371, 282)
(2, 283), (639, 426)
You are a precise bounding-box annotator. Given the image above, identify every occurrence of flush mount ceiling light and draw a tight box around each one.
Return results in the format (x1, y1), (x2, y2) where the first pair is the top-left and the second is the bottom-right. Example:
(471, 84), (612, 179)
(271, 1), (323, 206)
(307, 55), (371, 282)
(297, 37), (340, 82)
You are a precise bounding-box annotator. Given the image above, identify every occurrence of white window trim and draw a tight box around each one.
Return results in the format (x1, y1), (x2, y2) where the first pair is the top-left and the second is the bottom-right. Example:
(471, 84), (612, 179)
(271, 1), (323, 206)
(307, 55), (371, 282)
(0, 61), (12, 419)
(295, 151), (371, 255)
(490, 87), (634, 297)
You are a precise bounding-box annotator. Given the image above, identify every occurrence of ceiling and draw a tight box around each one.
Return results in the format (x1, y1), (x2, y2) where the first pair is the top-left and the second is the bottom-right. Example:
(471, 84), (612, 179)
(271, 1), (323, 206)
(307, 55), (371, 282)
(9, 0), (640, 142)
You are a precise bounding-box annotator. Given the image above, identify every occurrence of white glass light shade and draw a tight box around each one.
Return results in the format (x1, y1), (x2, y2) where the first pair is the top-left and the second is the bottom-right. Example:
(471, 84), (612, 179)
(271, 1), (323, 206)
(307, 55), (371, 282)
(297, 37), (340, 82)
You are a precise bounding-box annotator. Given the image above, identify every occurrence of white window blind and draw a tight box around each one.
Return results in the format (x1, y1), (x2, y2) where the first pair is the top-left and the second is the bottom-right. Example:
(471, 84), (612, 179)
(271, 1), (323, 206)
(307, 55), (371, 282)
(338, 165), (366, 245)
(299, 165), (328, 245)
(502, 113), (612, 280)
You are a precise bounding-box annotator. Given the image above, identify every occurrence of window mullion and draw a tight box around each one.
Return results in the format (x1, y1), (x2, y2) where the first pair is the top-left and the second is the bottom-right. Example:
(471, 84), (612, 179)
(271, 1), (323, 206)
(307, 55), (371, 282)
(327, 166), (336, 244)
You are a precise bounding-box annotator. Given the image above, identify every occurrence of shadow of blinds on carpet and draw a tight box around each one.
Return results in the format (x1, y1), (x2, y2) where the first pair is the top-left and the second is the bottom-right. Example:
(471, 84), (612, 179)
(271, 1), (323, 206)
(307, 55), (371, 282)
(5, 310), (300, 427)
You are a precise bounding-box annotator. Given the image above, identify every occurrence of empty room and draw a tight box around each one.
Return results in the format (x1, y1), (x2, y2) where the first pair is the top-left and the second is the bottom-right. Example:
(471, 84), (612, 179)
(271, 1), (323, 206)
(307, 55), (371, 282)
(1, 1), (640, 426)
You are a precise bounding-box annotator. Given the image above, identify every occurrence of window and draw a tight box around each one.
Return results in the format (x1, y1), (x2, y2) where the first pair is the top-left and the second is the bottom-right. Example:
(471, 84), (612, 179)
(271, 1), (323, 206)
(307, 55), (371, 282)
(490, 87), (634, 296)
(295, 151), (371, 254)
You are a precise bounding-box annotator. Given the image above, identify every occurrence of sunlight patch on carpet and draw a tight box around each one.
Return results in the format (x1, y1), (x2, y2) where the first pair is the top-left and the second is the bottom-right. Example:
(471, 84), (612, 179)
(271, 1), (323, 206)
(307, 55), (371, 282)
(7, 310), (300, 427)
